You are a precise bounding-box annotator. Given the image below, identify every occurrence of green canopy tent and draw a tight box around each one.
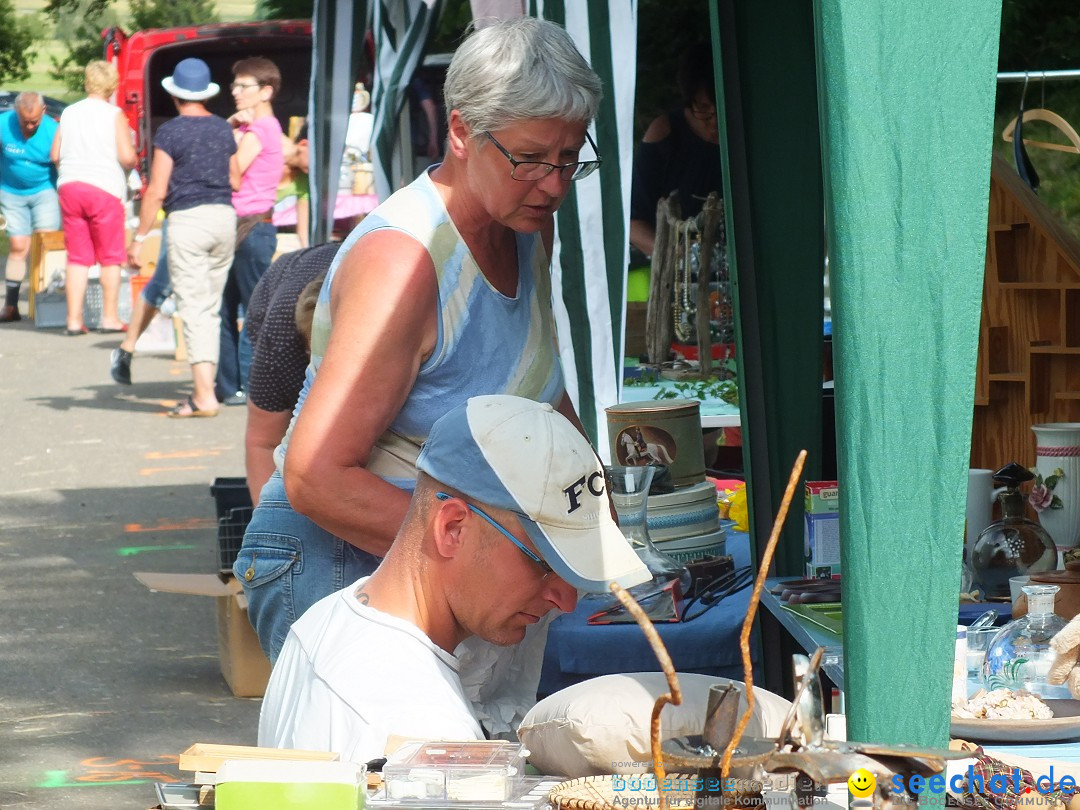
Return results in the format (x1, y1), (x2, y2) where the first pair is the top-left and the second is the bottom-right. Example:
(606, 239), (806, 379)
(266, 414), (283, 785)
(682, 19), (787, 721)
(306, 0), (1003, 745)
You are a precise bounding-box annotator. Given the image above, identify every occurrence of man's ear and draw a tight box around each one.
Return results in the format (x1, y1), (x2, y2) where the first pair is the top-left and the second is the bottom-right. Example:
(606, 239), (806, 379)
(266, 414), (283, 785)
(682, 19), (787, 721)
(431, 496), (469, 561)
(446, 110), (471, 160)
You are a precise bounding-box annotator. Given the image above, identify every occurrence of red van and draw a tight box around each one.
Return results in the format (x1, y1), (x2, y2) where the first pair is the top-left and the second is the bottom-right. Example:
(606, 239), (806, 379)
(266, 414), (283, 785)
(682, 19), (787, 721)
(104, 20), (312, 182)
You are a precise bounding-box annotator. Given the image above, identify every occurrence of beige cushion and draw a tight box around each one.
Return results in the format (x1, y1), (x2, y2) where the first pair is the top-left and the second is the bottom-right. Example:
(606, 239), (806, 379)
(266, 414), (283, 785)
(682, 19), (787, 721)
(518, 672), (791, 777)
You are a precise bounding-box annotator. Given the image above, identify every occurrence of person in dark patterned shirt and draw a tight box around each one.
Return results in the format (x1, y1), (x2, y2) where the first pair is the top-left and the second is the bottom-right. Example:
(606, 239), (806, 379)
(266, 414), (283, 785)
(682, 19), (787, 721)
(244, 242), (337, 501)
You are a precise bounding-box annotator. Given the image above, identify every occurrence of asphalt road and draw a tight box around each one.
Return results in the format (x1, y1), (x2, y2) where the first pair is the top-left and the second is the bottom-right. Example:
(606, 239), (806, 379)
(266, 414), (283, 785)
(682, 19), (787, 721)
(0, 303), (262, 809)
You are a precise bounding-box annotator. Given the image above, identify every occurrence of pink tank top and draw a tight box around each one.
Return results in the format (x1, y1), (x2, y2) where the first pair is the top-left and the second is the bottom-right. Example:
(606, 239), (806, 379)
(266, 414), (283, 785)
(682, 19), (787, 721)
(231, 115), (283, 216)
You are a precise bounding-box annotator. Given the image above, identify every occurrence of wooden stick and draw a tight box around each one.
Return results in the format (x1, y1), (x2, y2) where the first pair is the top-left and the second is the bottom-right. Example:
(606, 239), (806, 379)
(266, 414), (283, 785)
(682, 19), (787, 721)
(610, 582), (683, 810)
(720, 449), (808, 779)
(696, 193), (722, 378)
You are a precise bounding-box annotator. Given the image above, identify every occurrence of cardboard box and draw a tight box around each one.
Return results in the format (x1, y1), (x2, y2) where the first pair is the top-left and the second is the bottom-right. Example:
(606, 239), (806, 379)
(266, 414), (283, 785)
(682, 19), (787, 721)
(134, 572), (271, 697)
(804, 481), (840, 579)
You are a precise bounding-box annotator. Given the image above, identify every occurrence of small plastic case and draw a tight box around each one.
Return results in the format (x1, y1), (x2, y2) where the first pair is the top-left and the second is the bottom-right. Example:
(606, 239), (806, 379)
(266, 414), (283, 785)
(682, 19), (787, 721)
(382, 741), (528, 802)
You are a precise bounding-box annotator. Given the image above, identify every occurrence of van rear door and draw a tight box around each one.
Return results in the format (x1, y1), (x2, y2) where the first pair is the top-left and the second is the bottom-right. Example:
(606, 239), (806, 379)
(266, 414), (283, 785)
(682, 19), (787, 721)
(107, 21), (312, 182)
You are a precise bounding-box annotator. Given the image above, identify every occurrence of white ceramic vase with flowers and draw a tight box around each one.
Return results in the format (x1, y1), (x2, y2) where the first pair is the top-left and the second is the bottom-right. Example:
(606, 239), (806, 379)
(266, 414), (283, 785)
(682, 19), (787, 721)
(1030, 423), (1080, 561)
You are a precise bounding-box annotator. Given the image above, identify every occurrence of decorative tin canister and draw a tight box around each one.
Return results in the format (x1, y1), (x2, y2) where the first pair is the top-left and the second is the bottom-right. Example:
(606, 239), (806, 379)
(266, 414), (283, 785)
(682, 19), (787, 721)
(605, 398), (706, 487)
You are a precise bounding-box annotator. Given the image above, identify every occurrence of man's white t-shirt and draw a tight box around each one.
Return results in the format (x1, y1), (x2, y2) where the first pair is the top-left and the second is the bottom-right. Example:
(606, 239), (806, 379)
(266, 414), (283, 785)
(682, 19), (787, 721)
(258, 577), (484, 763)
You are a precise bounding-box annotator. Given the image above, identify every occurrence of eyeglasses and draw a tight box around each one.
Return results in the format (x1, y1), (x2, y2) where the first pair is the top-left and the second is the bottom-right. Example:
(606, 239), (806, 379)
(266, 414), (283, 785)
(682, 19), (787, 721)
(436, 492), (554, 575)
(689, 103), (717, 121)
(230, 82), (263, 91)
(484, 131), (602, 182)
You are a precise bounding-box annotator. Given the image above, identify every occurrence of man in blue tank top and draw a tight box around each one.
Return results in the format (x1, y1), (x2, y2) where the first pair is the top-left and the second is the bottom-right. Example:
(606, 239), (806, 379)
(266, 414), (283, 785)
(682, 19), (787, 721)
(0, 92), (60, 322)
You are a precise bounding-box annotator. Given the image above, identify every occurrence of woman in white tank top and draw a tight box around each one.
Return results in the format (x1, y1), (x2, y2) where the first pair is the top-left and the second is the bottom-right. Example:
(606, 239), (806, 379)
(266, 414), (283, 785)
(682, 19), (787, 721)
(50, 60), (137, 333)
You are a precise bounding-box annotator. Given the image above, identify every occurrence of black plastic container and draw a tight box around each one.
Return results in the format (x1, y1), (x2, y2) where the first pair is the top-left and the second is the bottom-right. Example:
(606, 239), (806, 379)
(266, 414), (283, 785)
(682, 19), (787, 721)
(210, 477), (252, 520)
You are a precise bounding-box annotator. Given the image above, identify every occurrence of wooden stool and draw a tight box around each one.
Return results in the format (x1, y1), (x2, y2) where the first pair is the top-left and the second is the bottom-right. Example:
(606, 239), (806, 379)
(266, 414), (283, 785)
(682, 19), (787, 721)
(27, 230), (65, 319)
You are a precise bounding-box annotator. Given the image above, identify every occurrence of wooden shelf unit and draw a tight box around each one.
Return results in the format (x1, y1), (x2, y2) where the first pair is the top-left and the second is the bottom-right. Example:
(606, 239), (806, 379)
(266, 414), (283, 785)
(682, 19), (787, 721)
(972, 154), (1080, 468)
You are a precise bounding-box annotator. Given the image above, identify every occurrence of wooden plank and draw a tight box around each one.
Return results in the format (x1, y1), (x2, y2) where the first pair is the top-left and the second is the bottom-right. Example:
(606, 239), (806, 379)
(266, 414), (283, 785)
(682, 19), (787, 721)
(179, 743), (338, 774)
(696, 193), (723, 377)
(645, 196), (678, 364)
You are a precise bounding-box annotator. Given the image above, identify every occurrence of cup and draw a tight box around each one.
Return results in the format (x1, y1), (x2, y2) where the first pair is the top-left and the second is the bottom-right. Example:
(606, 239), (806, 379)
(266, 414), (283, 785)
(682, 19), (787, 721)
(967, 468), (1006, 551)
(953, 625), (968, 704)
(604, 464), (655, 540)
(1009, 575), (1031, 605)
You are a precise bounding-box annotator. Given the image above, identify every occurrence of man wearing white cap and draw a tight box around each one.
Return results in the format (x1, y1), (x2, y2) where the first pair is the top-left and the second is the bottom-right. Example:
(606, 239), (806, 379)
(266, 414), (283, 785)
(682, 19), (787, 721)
(258, 394), (649, 764)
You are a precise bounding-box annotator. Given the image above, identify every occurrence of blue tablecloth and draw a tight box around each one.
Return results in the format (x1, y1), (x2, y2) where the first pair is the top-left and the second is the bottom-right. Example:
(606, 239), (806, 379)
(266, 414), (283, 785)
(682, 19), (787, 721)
(538, 530), (755, 696)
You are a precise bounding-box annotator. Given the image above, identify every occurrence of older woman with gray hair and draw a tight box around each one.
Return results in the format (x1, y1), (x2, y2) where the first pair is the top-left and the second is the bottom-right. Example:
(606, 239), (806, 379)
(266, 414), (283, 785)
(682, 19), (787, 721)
(235, 16), (603, 726)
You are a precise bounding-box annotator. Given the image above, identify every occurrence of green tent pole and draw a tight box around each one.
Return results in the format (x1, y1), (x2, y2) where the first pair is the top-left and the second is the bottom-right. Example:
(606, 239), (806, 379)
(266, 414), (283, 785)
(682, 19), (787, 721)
(815, 0), (1001, 744)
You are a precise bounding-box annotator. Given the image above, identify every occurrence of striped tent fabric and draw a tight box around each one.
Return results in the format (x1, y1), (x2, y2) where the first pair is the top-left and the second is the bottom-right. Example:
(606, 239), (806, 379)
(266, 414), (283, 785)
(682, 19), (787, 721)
(309, 0), (442, 241)
(528, 0), (637, 447)
(369, 0), (443, 200)
(309, 0), (370, 245)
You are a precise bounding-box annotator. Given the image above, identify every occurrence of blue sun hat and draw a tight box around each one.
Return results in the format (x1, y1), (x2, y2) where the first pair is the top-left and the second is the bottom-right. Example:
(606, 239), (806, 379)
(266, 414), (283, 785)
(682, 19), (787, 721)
(161, 58), (220, 101)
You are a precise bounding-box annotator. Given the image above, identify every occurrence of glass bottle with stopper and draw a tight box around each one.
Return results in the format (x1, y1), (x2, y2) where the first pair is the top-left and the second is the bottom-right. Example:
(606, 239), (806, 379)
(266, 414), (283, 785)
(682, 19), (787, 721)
(982, 583), (1070, 699)
(971, 462), (1058, 600)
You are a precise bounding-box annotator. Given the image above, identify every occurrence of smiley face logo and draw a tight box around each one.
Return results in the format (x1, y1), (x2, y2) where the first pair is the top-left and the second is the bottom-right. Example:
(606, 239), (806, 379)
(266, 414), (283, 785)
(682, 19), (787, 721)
(848, 769), (876, 799)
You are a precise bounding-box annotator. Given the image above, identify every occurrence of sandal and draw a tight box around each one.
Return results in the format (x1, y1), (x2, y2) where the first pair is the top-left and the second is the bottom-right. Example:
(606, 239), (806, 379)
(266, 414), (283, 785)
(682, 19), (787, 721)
(167, 396), (218, 419)
(64, 325), (88, 336)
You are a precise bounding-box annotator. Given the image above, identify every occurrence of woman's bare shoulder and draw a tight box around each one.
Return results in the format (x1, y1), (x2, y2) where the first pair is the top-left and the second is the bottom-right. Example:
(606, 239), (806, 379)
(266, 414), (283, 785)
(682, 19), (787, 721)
(641, 112), (673, 144)
(333, 228), (437, 302)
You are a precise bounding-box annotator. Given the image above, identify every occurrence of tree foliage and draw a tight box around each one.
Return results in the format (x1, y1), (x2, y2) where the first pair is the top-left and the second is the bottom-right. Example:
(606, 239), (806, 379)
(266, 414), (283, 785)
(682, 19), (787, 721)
(0, 0), (40, 84)
(427, 0), (472, 54)
(998, 0), (1080, 72)
(259, 0), (313, 19)
(45, 0), (217, 93)
(634, 0), (710, 136)
(46, 0), (118, 93)
(129, 0), (218, 31)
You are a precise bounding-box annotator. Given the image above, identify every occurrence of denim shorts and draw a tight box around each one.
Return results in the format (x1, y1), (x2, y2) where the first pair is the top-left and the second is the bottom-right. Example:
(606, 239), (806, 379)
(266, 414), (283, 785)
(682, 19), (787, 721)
(141, 220), (171, 308)
(0, 188), (60, 236)
(234, 471), (382, 662)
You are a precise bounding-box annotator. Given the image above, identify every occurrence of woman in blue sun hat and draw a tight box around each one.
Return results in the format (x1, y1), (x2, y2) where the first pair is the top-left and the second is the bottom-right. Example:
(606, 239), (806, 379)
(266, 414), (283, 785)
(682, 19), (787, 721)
(124, 57), (237, 418)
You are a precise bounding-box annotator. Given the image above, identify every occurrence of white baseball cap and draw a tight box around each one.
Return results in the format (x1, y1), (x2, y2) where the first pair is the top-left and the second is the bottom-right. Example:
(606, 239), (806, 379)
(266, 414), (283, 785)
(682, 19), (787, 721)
(416, 395), (650, 593)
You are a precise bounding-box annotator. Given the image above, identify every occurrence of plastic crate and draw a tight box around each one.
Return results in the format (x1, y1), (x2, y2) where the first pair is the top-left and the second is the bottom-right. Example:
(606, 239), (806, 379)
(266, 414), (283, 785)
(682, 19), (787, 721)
(210, 477), (253, 520)
(34, 278), (132, 329)
(84, 277), (132, 326)
(218, 506), (254, 572)
(33, 291), (67, 328)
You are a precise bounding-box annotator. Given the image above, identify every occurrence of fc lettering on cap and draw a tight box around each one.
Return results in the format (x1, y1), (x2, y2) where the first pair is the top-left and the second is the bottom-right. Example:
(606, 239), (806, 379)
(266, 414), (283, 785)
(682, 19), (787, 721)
(563, 471), (605, 513)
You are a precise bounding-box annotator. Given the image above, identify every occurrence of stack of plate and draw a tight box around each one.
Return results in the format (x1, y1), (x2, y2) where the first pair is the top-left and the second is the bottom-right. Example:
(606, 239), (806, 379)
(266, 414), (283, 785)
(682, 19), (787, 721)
(646, 481), (725, 562)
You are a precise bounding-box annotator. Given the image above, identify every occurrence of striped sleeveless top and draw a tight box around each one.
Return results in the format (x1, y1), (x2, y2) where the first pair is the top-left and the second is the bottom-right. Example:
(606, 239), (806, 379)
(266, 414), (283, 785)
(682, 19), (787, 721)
(275, 169), (566, 489)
